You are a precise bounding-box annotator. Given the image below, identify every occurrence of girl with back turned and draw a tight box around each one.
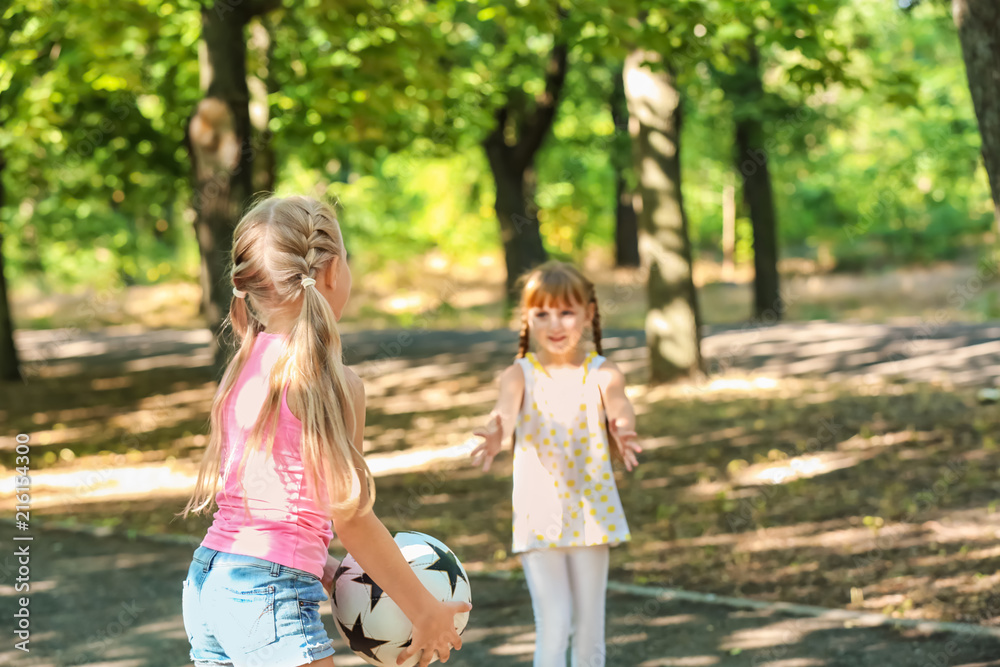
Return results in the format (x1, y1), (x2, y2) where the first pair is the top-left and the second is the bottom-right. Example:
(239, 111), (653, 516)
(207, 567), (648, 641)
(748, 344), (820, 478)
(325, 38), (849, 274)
(182, 195), (469, 667)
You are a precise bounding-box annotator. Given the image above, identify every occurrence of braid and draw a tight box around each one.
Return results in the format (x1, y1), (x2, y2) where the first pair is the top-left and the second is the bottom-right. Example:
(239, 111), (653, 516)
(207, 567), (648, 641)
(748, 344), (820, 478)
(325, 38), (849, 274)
(517, 310), (531, 359)
(591, 296), (603, 356)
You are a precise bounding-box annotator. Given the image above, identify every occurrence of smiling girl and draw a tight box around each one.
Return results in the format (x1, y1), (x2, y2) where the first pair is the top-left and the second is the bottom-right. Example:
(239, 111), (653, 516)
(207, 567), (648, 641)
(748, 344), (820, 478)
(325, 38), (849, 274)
(470, 261), (642, 667)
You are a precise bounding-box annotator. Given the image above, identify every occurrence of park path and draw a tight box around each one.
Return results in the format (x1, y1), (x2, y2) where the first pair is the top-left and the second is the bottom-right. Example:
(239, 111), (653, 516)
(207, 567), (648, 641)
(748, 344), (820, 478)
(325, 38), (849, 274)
(2, 524), (1000, 667)
(13, 320), (1000, 386)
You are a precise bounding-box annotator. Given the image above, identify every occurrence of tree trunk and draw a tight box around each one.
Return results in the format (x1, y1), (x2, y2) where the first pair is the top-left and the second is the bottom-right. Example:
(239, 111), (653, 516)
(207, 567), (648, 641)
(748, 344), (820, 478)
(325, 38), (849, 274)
(248, 16), (276, 195)
(482, 42), (567, 305)
(722, 179), (736, 282)
(611, 66), (639, 267)
(624, 49), (703, 383)
(953, 0), (1000, 229)
(735, 114), (782, 321)
(0, 148), (22, 382)
(484, 134), (548, 304)
(188, 2), (275, 374)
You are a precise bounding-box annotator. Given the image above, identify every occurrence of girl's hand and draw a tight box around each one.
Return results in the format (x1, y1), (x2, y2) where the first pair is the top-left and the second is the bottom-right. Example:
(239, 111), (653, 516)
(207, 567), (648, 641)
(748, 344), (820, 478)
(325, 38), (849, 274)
(320, 553), (342, 597)
(470, 413), (503, 472)
(397, 599), (472, 666)
(609, 418), (642, 472)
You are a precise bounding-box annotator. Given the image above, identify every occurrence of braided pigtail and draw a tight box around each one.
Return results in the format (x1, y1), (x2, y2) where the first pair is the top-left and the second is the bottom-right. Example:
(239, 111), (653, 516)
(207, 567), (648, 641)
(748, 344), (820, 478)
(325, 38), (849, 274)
(591, 295), (603, 356)
(517, 310), (531, 359)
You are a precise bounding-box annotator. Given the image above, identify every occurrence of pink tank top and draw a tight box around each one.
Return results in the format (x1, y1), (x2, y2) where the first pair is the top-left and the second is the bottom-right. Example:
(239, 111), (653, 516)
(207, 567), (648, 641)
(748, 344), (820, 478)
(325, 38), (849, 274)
(201, 331), (334, 578)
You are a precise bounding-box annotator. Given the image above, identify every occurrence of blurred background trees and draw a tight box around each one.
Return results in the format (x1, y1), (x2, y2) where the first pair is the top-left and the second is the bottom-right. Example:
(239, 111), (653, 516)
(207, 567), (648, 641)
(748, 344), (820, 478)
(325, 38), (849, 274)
(0, 0), (995, 383)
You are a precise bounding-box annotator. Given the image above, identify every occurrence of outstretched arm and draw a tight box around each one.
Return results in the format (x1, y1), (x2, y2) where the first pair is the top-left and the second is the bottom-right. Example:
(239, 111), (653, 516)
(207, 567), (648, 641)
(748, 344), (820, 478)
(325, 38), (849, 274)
(598, 360), (642, 471)
(470, 363), (525, 472)
(333, 371), (470, 667)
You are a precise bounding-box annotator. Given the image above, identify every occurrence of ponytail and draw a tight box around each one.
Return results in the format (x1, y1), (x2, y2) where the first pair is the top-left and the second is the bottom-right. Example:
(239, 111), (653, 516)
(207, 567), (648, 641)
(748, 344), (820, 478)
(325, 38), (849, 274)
(283, 273), (374, 518)
(183, 291), (263, 516)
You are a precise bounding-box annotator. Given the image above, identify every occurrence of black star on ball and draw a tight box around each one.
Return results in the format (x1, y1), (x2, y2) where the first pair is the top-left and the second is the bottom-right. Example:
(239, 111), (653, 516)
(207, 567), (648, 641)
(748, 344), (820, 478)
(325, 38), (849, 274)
(425, 544), (467, 596)
(334, 563), (352, 580)
(332, 563), (353, 608)
(338, 614), (388, 661)
(352, 572), (386, 610)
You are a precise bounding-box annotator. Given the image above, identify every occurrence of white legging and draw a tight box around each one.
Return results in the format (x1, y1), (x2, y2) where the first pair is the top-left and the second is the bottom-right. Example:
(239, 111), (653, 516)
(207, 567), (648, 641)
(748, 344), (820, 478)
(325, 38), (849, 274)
(520, 545), (610, 667)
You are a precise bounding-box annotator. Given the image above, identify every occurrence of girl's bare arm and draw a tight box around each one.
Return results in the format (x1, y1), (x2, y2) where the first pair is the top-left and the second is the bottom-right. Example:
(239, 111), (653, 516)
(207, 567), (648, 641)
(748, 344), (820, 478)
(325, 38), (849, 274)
(334, 371), (470, 666)
(598, 360), (641, 471)
(471, 363), (525, 472)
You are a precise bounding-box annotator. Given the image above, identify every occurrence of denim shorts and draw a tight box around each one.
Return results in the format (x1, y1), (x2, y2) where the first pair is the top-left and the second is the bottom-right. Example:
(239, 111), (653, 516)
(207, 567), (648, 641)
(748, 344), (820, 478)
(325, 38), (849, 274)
(182, 546), (335, 667)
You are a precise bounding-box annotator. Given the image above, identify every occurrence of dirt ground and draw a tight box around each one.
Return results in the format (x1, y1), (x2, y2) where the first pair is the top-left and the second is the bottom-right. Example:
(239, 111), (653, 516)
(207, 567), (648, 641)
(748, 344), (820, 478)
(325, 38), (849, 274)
(7, 316), (1000, 665)
(3, 526), (1000, 667)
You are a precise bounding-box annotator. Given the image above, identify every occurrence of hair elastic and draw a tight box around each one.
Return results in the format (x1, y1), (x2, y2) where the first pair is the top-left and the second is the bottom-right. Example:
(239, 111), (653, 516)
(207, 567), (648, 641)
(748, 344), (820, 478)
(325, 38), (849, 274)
(301, 277), (317, 289)
(232, 287), (247, 299)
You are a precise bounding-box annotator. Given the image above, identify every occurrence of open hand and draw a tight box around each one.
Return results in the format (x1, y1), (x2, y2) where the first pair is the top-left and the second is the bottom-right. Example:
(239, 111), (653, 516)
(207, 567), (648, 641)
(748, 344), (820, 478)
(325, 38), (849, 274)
(609, 418), (642, 472)
(470, 413), (503, 472)
(397, 599), (472, 666)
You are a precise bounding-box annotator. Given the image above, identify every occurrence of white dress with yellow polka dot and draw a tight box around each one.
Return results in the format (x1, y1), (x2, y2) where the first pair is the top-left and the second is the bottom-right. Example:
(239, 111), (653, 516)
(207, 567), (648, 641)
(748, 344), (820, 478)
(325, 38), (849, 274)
(511, 351), (631, 554)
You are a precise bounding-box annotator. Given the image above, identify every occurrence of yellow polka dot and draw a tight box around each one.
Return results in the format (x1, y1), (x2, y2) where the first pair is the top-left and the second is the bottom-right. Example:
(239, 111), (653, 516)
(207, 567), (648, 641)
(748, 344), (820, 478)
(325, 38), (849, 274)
(590, 509), (597, 516)
(579, 422), (587, 429)
(554, 480), (559, 487)
(567, 480), (576, 487)
(596, 483), (603, 491)
(602, 454), (609, 462)
(584, 488), (592, 496)
(564, 440), (571, 447)
(573, 530), (580, 537)
(581, 437), (588, 444)
(549, 542), (557, 548)
(600, 495), (608, 502)
(537, 535), (545, 541)
(579, 404), (586, 411)
(526, 434), (533, 442)
(548, 451), (554, 457)
(601, 535), (609, 543)
(543, 438), (550, 445)
(571, 512), (579, 519)
(550, 428), (556, 436)
(608, 524), (617, 532)
(568, 461), (575, 468)
(603, 472), (611, 480)
(579, 501), (585, 508)
(586, 457), (594, 464)
(607, 505), (615, 513)
(532, 402), (538, 410)
(584, 474), (592, 482)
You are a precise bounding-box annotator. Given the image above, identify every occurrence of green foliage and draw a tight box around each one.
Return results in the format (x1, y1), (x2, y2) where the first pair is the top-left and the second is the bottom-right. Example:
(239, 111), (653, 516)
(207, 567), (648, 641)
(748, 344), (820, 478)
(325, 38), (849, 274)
(0, 0), (992, 300)
(1, 0), (201, 289)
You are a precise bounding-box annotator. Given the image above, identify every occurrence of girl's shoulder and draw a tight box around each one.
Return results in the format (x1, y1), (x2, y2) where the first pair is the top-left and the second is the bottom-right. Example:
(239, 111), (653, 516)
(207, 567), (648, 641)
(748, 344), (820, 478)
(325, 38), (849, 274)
(594, 356), (625, 389)
(343, 365), (365, 402)
(499, 361), (527, 388)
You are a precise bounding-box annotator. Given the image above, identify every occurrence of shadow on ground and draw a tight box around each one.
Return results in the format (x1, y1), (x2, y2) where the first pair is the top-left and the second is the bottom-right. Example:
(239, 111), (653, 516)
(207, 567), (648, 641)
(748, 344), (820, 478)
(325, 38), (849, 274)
(3, 526), (1000, 667)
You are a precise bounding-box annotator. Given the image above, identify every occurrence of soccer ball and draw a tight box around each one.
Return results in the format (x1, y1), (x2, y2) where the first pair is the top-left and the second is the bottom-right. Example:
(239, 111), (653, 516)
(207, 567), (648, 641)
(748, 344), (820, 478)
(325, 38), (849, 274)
(331, 531), (472, 667)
